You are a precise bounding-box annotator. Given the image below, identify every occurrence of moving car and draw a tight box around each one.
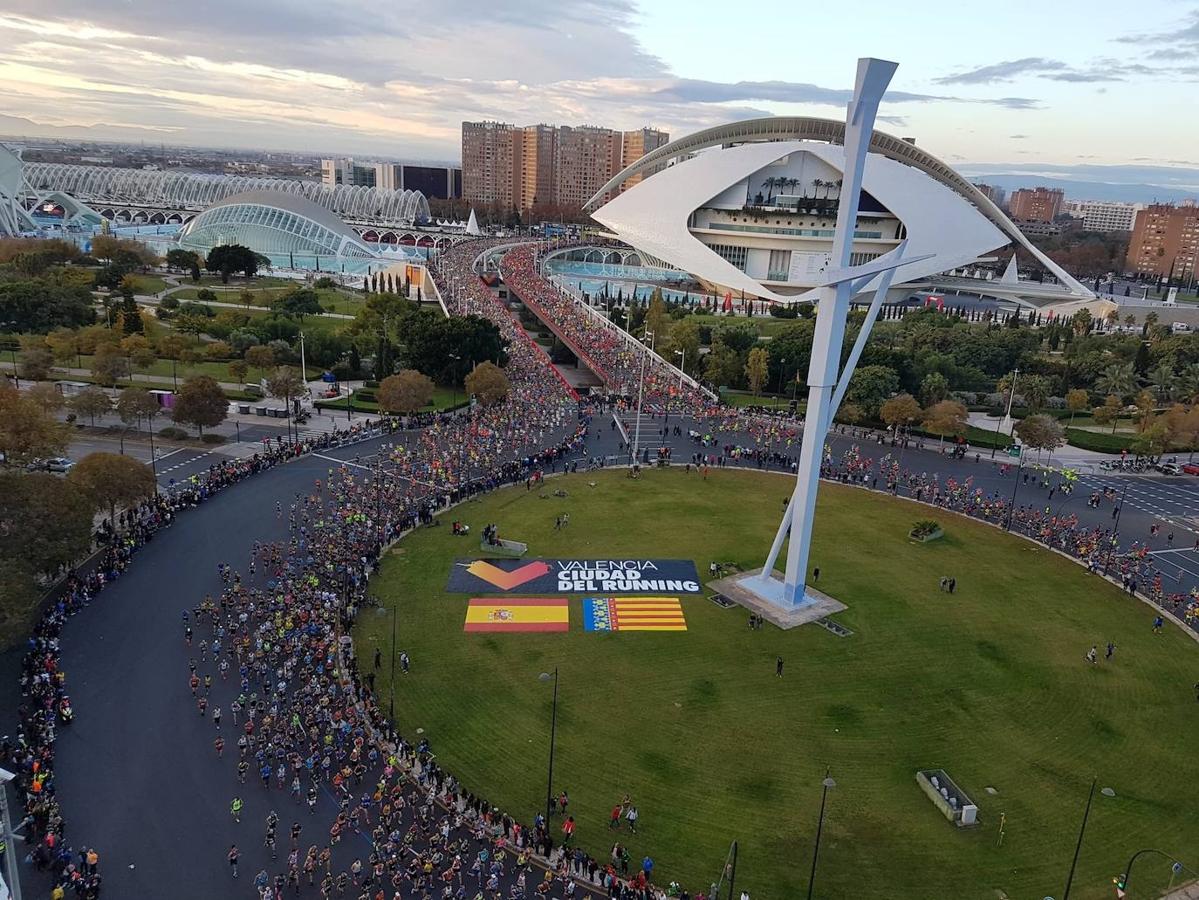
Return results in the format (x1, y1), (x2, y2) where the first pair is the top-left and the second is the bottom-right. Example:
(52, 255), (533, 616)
(1157, 462), (1182, 476)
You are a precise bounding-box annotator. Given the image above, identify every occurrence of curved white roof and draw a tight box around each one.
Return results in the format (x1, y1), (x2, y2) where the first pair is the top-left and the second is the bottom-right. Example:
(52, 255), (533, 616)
(588, 116), (1090, 299)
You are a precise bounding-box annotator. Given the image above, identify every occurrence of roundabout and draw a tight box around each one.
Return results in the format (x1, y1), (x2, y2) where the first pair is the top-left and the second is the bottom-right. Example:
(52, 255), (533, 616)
(357, 466), (1199, 900)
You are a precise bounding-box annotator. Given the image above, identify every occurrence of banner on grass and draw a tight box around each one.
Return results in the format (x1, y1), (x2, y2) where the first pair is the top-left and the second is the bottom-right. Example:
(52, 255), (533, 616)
(447, 558), (703, 595)
(463, 598), (569, 633)
(583, 597), (687, 632)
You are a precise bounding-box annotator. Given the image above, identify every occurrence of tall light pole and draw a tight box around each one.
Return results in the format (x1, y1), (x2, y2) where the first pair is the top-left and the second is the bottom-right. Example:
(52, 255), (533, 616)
(1061, 778), (1097, 900)
(991, 367), (1019, 458)
(538, 668), (559, 824)
(631, 330), (654, 465)
(674, 348), (685, 390)
(806, 770), (836, 900)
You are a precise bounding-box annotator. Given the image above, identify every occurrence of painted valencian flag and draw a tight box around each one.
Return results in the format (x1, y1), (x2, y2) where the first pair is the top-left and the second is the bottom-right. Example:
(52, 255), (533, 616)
(463, 598), (569, 633)
(583, 597), (687, 632)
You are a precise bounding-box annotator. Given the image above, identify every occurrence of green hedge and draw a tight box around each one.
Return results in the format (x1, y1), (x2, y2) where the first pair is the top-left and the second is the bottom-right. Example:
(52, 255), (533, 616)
(1065, 428), (1136, 452)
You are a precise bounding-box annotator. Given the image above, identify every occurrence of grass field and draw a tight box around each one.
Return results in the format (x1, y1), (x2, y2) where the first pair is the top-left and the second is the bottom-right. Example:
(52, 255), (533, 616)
(688, 312), (799, 339)
(315, 385), (465, 413)
(357, 468), (1199, 900)
(169, 284), (362, 315)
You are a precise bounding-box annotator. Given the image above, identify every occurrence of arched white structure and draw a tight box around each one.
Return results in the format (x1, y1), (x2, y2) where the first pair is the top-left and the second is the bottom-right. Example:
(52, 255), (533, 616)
(23, 163), (431, 228)
(588, 116), (1091, 302)
(178, 190), (379, 263)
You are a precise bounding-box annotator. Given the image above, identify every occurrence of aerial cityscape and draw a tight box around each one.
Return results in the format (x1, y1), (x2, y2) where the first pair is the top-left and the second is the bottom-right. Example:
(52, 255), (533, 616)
(2, 3), (1199, 899)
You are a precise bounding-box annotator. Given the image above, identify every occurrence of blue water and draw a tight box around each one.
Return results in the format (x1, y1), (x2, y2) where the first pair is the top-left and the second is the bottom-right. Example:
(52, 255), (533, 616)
(546, 260), (689, 282)
(553, 276), (696, 304)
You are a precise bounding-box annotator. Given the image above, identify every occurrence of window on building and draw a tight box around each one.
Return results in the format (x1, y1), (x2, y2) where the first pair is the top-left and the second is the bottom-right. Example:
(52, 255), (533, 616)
(709, 243), (748, 270)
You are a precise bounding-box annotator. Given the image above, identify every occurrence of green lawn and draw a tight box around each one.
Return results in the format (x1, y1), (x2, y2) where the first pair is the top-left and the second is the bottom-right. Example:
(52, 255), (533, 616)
(315, 384), (465, 413)
(721, 390), (803, 410)
(688, 313), (801, 339)
(357, 469), (1198, 900)
(169, 284), (362, 316)
(124, 274), (169, 295)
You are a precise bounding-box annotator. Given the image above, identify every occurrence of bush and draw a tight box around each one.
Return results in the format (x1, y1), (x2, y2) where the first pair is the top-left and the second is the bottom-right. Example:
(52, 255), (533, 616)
(158, 426), (188, 440)
(200, 433), (226, 444)
(1065, 428), (1136, 452)
(364, 380), (380, 389)
(196, 289), (218, 302)
(314, 277), (336, 289)
(354, 389), (377, 403)
(769, 304), (799, 318)
(160, 295), (180, 311)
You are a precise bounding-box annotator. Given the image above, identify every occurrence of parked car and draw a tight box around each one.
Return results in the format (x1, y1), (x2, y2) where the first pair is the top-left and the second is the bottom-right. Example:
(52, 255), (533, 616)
(1181, 463), (1199, 476)
(1157, 462), (1182, 476)
(27, 457), (74, 473)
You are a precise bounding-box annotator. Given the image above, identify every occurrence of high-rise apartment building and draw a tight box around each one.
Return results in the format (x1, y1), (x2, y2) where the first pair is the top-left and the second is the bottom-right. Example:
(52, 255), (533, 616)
(1008, 186), (1064, 223)
(461, 121), (516, 208)
(1062, 199), (1143, 233)
(374, 163), (461, 199)
(461, 121), (668, 213)
(620, 127), (670, 190)
(1125, 200), (1199, 278)
(972, 183), (1006, 208)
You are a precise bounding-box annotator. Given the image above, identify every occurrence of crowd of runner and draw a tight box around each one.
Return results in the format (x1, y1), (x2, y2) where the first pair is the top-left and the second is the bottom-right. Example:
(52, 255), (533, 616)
(9, 238), (1196, 900)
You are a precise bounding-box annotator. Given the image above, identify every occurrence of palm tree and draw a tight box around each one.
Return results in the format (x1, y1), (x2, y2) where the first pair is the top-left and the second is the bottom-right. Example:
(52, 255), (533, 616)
(811, 179), (825, 202)
(1147, 363), (1180, 402)
(761, 177), (778, 203)
(1095, 362), (1139, 401)
(1179, 363), (1199, 403)
(1021, 374), (1051, 411)
(833, 178), (843, 199)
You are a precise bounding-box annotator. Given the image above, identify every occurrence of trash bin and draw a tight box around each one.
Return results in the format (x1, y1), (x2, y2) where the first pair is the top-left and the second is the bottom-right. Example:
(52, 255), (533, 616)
(238, 403), (250, 414)
(254, 406), (267, 416)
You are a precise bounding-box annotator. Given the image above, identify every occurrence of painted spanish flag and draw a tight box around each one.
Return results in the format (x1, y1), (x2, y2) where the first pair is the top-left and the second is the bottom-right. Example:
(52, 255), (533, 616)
(463, 597), (569, 633)
(584, 597), (687, 632)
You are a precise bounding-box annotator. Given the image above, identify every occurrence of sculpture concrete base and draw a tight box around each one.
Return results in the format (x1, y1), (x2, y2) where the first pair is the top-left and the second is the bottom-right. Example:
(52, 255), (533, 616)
(708, 571), (847, 631)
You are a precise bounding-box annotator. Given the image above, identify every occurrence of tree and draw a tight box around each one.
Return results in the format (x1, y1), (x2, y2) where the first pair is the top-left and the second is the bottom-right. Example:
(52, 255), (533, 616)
(115, 386), (160, 431)
(227, 360), (249, 384)
(68, 452), (157, 526)
(745, 347), (769, 396)
(206, 244), (259, 282)
(1147, 364), (1181, 402)
(120, 291), (143, 335)
(0, 382), (69, 464)
(120, 334), (157, 371)
(1020, 374), (1051, 412)
(465, 361), (510, 406)
(918, 372), (950, 406)
(244, 345), (275, 377)
(1015, 413), (1066, 459)
(846, 364), (900, 419)
(880, 393), (922, 435)
(1092, 394), (1124, 434)
(1070, 308), (1093, 336)
(266, 366), (306, 416)
(272, 288), (323, 321)
(165, 248), (200, 272)
(1095, 362), (1138, 401)
(91, 344), (131, 386)
(664, 320), (701, 376)
(45, 328), (81, 366)
(25, 382), (64, 414)
(703, 341), (741, 389)
(0, 470), (92, 573)
(1065, 388), (1090, 430)
(156, 333), (186, 361)
(69, 386), (112, 426)
(644, 291), (671, 346)
(1130, 421), (1169, 458)
(377, 370), (435, 413)
(173, 375), (228, 435)
(19, 346), (54, 381)
(921, 399), (968, 447)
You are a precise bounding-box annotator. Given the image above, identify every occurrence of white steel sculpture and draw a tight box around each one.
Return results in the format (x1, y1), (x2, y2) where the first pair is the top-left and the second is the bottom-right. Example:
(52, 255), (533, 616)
(751, 57), (935, 609)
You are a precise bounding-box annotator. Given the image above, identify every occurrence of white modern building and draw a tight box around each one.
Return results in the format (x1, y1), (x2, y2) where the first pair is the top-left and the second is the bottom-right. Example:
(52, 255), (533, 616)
(586, 117), (1093, 307)
(1063, 199), (1144, 232)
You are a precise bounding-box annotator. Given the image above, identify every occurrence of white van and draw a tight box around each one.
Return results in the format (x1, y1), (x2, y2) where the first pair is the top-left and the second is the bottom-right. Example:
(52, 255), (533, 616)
(1172, 322), (1191, 334)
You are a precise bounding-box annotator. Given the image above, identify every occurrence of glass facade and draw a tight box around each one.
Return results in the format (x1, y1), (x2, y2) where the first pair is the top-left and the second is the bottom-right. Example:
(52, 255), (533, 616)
(180, 202), (375, 259)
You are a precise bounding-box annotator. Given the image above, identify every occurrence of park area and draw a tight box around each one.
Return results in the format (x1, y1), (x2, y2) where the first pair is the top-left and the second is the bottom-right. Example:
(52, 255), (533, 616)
(355, 468), (1199, 899)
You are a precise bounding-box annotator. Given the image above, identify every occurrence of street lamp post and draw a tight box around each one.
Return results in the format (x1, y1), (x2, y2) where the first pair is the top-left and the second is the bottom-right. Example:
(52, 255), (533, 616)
(806, 770), (836, 900)
(1061, 778), (1097, 900)
(538, 668), (559, 824)
(992, 367), (1019, 459)
(674, 349), (685, 390)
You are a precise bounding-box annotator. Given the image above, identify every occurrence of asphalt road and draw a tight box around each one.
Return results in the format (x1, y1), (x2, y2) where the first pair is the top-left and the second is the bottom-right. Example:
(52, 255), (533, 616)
(7, 406), (1195, 899)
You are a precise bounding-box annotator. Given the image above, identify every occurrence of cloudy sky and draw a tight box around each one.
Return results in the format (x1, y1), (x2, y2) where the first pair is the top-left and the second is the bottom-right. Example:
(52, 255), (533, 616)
(1, 0), (1197, 172)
